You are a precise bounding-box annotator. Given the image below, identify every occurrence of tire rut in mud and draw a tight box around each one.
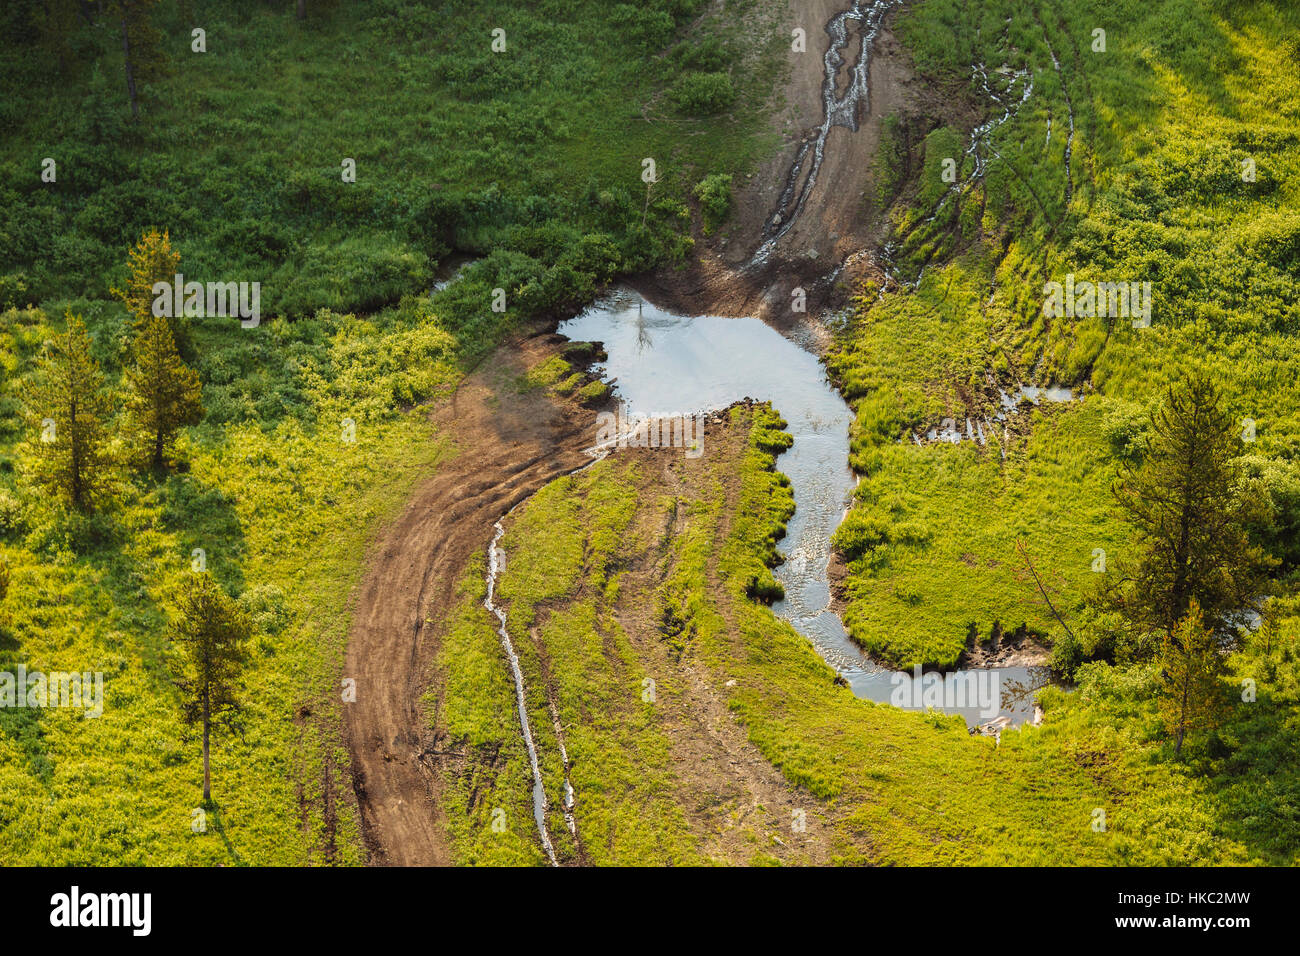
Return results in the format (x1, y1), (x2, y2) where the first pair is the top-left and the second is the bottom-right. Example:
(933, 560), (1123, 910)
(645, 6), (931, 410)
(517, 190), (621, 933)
(342, 334), (596, 866)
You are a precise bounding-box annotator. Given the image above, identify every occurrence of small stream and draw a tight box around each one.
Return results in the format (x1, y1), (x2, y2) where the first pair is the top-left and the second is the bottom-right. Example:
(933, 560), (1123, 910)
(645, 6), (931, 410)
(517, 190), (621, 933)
(485, 516), (559, 866)
(480, 281), (1052, 862)
(560, 289), (1050, 728)
(475, 0), (1055, 860)
(752, 0), (900, 265)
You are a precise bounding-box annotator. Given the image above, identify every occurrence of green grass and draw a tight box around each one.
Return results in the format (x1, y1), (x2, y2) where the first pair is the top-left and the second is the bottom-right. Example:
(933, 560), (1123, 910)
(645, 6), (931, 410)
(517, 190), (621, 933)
(827, 0), (1300, 669)
(3, 0), (1297, 866)
(434, 405), (1287, 864)
(1, 0), (787, 313)
(448, 462), (703, 865)
(0, 301), (457, 863)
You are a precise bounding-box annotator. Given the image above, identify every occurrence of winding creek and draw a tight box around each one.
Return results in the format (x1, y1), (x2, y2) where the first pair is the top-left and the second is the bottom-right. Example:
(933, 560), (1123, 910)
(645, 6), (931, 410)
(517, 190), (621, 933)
(482, 292), (1055, 865)
(558, 289), (1050, 728)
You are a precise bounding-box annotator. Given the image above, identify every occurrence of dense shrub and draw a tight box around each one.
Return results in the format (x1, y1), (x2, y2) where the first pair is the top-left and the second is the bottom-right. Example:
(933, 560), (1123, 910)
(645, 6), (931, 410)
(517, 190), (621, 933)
(670, 72), (736, 116)
(694, 174), (733, 234)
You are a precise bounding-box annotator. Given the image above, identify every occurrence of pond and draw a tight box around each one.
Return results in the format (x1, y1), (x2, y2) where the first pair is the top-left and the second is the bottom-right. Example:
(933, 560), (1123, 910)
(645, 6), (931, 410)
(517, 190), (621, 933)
(560, 288), (1049, 728)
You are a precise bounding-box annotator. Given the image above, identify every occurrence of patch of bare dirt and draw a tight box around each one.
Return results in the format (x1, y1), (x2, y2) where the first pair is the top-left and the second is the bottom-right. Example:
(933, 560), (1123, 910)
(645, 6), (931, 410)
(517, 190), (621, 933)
(342, 331), (601, 866)
(639, 1), (951, 332)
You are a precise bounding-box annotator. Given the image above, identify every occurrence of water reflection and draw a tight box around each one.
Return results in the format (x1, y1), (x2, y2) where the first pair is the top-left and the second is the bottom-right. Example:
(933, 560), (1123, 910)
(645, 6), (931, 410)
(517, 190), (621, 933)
(560, 288), (1048, 726)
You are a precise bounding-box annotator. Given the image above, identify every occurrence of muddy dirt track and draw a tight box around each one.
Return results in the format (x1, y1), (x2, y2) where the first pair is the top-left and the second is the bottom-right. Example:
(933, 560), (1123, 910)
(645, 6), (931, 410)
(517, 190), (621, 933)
(638, 0), (931, 326)
(343, 334), (594, 865)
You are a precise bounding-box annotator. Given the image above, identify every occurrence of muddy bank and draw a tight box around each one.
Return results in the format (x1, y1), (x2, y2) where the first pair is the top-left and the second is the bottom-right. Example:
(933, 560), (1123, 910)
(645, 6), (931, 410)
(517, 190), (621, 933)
(642, 0), (969, 328)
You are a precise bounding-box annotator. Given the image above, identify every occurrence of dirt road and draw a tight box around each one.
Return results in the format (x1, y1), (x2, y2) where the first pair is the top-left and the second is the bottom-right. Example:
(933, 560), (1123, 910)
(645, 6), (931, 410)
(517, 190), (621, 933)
(341, 1), (936, 866)
(343, 333), (595, 865)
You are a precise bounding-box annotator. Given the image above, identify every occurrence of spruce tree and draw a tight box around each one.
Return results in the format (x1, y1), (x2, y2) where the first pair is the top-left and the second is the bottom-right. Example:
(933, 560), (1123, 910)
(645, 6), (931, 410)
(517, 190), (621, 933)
(169, 574), (251, 804)
(126, 311), (203, 470)
(1103, 373), (1273, 649)
(26, 313), (114, 512)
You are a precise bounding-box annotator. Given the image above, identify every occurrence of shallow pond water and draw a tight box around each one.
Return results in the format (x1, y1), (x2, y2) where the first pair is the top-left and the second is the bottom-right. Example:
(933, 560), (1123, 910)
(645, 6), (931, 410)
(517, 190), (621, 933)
(559, 288), (1047, 727)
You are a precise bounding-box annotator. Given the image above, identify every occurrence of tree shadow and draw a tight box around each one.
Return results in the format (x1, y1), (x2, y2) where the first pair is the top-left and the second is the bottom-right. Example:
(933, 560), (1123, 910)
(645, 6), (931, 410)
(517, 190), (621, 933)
(203, 802), (246, 867)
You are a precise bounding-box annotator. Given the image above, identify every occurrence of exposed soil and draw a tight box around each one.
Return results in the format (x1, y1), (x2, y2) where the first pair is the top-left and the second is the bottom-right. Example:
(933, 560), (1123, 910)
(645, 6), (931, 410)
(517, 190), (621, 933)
(638, 0), (954, 332)
(958, 626), (1052, 668)
(341, 0), (983, 866)
(342, 331), (599, 866)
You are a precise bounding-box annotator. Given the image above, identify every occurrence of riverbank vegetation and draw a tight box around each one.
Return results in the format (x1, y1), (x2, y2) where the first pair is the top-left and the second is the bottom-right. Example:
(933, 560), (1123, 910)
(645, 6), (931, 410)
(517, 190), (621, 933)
(824, 0), (1299, 857)
(1, 0), (1295, 867)
(434, 405), (1288, 864)
(830, 0), (1300, 669)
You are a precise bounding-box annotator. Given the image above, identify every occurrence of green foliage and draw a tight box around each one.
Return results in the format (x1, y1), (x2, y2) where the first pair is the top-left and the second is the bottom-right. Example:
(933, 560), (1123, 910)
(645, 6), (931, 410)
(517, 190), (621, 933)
(829, 0), (1300, 677)
(872, 113), (909, 207)
(168, 571), (252, 801)
(1160, 599), (1226, 757)
(0, 1), (770, 313)
(463, 404), (1270, 863)
(1101, 374), (1275, 648)
(0, 274), (30, 311)
(111, 227), (182, 340)
(0, 0), (786, 864)
(693, 173), (733, 234)
(23, 313), (115, 512)
(832, 509), (891, 562)
(671, 35), (733, 73)
(125, 312), (203, 469)
(670, 71), (736, 116)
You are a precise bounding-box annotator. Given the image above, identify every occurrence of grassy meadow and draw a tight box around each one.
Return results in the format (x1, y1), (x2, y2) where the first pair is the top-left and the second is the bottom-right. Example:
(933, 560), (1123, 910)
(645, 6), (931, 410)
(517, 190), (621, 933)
(0, 0), (785, 864)
(830, 0), (1300, 675)
(435, 405), (1297, 864)
(0, 0), (1295, 867)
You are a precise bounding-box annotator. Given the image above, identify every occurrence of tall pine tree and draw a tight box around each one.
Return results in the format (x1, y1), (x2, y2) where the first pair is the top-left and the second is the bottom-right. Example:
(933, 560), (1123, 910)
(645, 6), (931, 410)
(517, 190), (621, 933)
(169, 573), (251, 804)
(25, 313), (114, 512)
(126, 311), (203, 470)
(1103, 373), (1273, 650)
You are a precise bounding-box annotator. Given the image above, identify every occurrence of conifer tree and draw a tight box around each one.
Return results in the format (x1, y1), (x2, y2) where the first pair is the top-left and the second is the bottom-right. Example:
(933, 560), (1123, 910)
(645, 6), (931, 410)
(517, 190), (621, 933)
(1160, 599), (1224, 757)
(126, 311), (203, 470)
(109, 0), (167, 118)
(26, 313), (114, 512)
(169, 574), (251, 804)
(1102, 373), (1273, 650)
(112, 227), (180, 330)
